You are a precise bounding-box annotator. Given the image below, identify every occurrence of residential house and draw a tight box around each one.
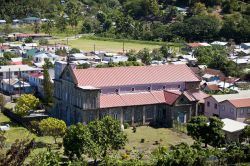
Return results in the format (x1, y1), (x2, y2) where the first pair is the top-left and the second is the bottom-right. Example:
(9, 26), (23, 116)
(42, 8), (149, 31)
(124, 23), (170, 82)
(240, 43), (250, 50)
(0, 78), (33, 94)
(0, 20), (6, 25)
(221, 118), (248, 142)
(33, 52), (60, 67)
(211, 41), (228, 46)
(52, 64), (208, 126)
(28, 69), (54, 97)
(15, 33), (51, 41)
(22, 17), (41, 24)
(38, 44), (70, 53)
(0, 65), (42, 80)
(219, 98), (250, 122)
(204, 90), (250, 122)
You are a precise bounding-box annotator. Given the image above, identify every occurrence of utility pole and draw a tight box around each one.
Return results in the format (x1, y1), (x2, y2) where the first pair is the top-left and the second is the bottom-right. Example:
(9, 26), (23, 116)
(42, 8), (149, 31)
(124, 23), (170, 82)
(122, 41), (125, 54)
(19, 68), (21, 96)
(8, 68), (12, 101)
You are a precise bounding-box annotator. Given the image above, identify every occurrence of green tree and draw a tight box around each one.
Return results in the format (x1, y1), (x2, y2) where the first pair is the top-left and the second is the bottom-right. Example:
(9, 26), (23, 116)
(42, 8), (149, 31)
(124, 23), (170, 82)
(0, 37), (5, 44)
(15, 94), (40, 116)
(191, 2), (208, 15)
(42, 20), (54, 35)
(24, 37), (33, 43)
(69, 48), (81, 54)
(240, 125), (250, 144)
(55, 16), (67, 32)
(42, 59), (53, 108)
(63, 123), (94, 159)
(3, 52), (18, 60)
(137, 48), (152, 65)
(151, 48), (163, 61)
(65, 0), (82, 34)
(88, 116), (127, 159)
(39, 39), (49, 45)
(39, 118), (66, 144)
(30, 148), (60, 166)
(187, 116), (225, 147)
(0, 94), (5, 111)
(63, 116), (127, 162)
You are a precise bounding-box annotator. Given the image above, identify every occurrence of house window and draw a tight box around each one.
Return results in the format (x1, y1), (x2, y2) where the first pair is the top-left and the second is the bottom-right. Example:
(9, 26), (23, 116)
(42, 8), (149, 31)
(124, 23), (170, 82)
(214, 104), (217, 109)
(230, 108), (235, 114)
(240, 108), (244, 115)
(131, 88), (135, 92)
(178, 85), (181, 88)
(220, 105), (225, 111)
(115, 89), (119, 93)
(163, 86), (166, 90)
(207, 101), (210, 107)
(147, 86), (151, 91)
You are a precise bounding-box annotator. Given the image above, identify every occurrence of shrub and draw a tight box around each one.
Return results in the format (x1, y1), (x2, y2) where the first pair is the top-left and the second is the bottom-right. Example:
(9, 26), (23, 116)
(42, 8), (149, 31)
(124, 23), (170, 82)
(124, 123), (130, 129)
(140, 138), (145, 143)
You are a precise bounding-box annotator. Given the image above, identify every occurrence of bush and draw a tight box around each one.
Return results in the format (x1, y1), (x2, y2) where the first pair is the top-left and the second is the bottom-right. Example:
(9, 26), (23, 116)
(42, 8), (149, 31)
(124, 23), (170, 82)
(140, 138), (145, 143)
(132, 126), (136, 133)
(124, 123), (130, 129)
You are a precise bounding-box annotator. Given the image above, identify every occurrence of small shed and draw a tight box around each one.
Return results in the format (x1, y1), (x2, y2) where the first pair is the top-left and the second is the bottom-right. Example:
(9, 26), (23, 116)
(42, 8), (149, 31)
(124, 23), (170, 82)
(222, 118), (248, 142)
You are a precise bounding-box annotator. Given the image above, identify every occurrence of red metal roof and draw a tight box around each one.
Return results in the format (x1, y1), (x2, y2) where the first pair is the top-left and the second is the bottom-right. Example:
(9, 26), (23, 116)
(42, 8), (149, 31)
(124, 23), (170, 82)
(15, 33), (50, 37)
(228, 98), (250, 108)
(99, 90), (209, 109)
(73, 64), (200, 88)
(187, 43), (203, 48)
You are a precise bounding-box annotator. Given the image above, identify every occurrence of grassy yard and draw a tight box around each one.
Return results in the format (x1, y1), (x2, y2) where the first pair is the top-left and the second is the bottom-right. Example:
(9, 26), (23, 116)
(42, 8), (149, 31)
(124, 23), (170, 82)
(52, 38), (162, 52)
(123, 126), (193, 159)
(0, 112), (193, 161)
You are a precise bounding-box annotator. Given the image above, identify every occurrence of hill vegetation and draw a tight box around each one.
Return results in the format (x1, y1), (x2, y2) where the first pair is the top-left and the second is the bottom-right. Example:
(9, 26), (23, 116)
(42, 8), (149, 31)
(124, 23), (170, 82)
(0, 0), (249, 43)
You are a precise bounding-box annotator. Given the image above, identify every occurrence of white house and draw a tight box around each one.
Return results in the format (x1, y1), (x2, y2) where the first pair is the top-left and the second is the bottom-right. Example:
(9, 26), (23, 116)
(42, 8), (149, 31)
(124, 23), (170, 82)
(0, 65), (42, 80)
(33, 52), (61, 67)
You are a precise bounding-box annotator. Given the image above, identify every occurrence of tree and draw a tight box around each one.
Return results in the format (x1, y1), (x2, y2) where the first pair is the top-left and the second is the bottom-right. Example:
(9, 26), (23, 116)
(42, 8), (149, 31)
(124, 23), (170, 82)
(3, 52), (18, 60)
(190, 2), (207, 16)
(39, 39), (49, 45)
(15, 94), (40, 116)
(39, 118), (66, 144)
(42, 20), (54, 35)
(55, 48), (67, 57)
(187, 116), (225, 147)
(43, 59), (53, 108)
(137, 48), (152, 65)
(240, 125), (250, 144)
(0, 139), (35, 166)
(24, 37), (33, 43)
(30, 148), (60, 166)
(171, 15), (221, 41)
(55, 16), (67, 32)
(151, 48), (163, 61)
(63, 123), (94, 159)
(88, 116), (127, 159)
(0, 94), (5, 111)
(69, 48), (80, 54)
(0, 37), (5, 44)
(63, 116), (127, 162)
(65, 1), (82, 34)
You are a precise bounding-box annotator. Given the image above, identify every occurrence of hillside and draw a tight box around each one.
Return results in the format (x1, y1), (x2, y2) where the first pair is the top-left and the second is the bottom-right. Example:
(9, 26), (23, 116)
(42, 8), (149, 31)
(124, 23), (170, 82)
(0, 0), (249, 43)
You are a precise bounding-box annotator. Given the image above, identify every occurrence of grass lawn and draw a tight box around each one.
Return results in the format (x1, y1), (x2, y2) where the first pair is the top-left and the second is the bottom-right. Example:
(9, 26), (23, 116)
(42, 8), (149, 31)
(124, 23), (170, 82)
(52, 38), (163, 52)
(124, 126), (193, 159)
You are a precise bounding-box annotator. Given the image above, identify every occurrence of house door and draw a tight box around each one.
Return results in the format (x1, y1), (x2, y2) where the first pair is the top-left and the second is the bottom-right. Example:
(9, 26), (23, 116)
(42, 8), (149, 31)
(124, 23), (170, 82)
(177, 112), (186, 123)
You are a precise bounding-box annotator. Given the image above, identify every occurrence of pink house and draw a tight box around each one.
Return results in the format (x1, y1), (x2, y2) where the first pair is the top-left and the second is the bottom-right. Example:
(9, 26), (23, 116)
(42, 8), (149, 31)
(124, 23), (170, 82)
(220, 98), (250, 122)
(205, 93), (250, 122)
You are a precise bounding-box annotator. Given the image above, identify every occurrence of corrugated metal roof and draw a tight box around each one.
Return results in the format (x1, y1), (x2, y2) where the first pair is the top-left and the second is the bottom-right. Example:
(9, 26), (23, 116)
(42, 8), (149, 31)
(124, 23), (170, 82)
(73, 64), (200, 88)
(228, 98), (250, 108)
